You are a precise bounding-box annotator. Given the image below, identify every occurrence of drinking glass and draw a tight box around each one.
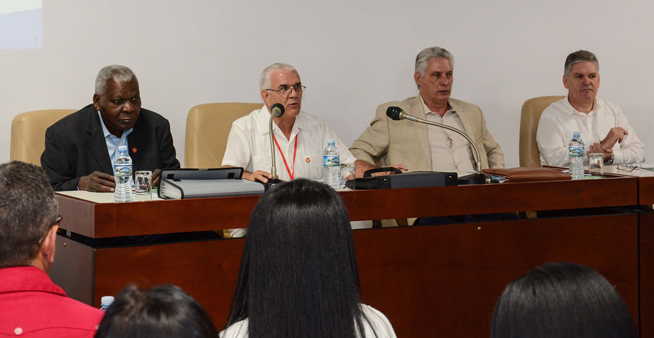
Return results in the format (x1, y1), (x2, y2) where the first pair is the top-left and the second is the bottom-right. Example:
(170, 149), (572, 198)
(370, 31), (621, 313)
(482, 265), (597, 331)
(588, 153), (604, 174)
(134, 170), (152, 194)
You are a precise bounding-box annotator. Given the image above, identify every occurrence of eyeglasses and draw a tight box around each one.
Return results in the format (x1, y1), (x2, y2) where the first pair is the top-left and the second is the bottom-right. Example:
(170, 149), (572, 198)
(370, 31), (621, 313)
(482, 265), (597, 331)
(265, 83), (306, 96)
(38, 215), (62, 245)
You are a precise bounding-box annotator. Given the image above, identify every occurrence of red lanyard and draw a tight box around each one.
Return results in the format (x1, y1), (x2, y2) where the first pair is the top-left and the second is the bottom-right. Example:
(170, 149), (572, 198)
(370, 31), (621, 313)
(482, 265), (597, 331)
(272, 132), (299, 180)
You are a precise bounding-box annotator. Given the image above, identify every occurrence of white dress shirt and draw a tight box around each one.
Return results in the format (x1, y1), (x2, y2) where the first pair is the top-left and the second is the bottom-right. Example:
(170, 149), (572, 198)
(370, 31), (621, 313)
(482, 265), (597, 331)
(222, 106), (355, 181)
(537, 97), (645, 166)
(219, 304), (397, 338)
(420, 96), (475, 176)
(97, 111), (133, 173)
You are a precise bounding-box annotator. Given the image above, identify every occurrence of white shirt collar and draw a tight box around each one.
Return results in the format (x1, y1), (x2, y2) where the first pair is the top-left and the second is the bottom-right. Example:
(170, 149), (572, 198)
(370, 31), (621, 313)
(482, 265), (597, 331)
(255, 105), (306, 138)
(419, 93), (455, 116)
(97, 110), (133, 139)
(561, 96), (603, 116)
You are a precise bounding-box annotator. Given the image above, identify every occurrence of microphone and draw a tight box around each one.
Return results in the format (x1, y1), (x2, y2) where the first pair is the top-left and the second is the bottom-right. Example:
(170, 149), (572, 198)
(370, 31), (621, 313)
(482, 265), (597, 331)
(385, 106), (483, 175)
(267, 103), (286, 190)
(271, 103), (285, 118)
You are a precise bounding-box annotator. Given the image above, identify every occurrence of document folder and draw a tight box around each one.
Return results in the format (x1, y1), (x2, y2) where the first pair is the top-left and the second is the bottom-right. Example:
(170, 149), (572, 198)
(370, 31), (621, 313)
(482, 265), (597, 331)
(159, 168), (265, 199)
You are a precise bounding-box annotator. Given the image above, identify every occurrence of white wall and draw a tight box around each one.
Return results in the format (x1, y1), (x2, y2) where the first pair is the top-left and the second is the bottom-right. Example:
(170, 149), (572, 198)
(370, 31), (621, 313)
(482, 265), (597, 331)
(2, 0), (653, 166)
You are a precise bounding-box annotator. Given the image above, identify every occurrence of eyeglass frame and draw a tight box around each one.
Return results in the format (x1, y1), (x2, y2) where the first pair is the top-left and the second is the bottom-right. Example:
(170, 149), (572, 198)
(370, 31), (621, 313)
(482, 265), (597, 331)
(264, 83), (306, 96)
(51, 215), (63, 227)
(38, 215), (63, 245)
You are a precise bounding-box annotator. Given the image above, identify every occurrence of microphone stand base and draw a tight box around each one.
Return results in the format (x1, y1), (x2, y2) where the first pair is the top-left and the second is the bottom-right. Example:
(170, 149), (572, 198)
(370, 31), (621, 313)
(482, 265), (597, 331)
(457, 173), (488, 185)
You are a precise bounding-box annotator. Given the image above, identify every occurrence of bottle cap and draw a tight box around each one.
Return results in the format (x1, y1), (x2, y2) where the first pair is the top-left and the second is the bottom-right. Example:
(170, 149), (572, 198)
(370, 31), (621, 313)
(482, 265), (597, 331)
(101, 296), (115, 307)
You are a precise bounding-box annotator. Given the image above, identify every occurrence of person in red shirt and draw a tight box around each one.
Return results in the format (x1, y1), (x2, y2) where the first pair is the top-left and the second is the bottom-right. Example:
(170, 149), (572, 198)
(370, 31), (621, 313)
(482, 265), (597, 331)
(0, 161), (104, 337)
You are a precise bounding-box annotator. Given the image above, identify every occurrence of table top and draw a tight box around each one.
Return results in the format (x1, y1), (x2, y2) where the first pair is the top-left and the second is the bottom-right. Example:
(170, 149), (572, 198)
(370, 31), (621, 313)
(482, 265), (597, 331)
(56, 175), (639, 238)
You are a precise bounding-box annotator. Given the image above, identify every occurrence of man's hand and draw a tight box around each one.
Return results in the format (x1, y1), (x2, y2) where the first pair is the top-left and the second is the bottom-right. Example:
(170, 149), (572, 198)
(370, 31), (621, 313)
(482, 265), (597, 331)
(601, 127), (628, 150)
(354, 160), (376, 178)
(78, 171), (115, 192)
(244, 170), (272, 183)
(151, 169), (162, 186)
(589, 143), (613, 160)
(354, 160), (407, 178)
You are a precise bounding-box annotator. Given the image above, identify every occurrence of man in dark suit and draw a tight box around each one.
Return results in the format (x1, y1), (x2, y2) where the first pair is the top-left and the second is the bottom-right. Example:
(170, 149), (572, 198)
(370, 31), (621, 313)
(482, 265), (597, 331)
(41, 65), (180, 191)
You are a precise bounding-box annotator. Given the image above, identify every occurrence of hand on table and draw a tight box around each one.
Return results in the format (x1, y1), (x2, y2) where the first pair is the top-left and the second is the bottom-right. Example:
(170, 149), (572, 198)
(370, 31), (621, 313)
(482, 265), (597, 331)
(354, 160), (407, 178)
(78, 171), (115, 192)
(589, 143), (613, 160)
(151, 169), (162, 186)
(245, 170), (272, 183)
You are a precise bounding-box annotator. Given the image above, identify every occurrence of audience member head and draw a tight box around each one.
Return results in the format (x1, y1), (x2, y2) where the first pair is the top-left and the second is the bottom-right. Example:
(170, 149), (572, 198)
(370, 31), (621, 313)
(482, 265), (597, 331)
(93, 64), (141, 137)
(414, 46), (454, 109)
(491, 262), (636, 338)
(259, 62), (303, 119)
(94, 284), (216, 338)
(563, 50), (600, 107)
(0, 161), (59, 270)
(226, 179), (370, 338)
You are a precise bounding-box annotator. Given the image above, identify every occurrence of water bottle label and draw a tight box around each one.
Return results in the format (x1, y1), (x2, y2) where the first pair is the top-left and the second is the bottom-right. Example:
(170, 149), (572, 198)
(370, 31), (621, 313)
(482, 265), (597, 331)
(568, 146), (584, 157)
(322, 155), (340, 167)
(114, 165), (132, 183)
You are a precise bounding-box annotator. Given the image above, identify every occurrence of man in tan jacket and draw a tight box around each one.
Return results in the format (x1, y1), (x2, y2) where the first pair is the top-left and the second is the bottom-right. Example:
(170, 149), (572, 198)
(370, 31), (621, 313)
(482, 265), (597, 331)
(351, 46), (504, 177)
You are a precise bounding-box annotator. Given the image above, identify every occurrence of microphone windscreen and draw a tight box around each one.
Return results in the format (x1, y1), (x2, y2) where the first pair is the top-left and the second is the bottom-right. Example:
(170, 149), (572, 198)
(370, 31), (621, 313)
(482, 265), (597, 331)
(271, 103), (285, 117)
(386, 106), (403, 120)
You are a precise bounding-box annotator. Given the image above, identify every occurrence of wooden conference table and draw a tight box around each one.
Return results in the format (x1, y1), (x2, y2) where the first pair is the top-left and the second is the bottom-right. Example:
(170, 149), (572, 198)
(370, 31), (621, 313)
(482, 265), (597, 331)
(51, 174), (652, 337)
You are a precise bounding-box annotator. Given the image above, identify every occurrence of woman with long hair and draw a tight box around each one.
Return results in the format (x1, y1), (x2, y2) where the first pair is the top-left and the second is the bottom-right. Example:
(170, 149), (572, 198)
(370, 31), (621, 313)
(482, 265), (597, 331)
(491, 262), (636, 338)
(221, 179), (396, 338)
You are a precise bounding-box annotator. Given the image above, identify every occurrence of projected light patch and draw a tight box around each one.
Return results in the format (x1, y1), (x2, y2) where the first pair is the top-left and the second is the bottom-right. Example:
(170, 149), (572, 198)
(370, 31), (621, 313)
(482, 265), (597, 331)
(0, 0), (42, 49)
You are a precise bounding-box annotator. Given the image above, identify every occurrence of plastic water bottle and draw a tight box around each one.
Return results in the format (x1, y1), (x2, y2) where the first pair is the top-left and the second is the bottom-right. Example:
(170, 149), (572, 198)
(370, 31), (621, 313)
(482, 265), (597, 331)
(99, 296), (114, 311)
(568, 131), (585, 179)
(113, 145), (134, 202)
(322, 140), (341, 189)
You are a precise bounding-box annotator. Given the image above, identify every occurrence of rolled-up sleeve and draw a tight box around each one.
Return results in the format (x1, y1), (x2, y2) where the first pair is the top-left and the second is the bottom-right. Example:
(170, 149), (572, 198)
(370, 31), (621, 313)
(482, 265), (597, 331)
(221, 120), (252, 169)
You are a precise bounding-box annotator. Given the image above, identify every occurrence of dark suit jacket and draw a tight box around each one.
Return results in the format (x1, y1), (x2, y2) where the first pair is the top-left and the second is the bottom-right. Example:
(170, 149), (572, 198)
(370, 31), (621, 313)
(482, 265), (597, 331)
(41, 104), (181, 191)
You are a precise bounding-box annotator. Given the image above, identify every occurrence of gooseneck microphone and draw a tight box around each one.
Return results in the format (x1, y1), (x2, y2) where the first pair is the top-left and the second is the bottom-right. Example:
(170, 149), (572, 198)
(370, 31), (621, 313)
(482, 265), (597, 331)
(386, 106), (482, 173)
(271, 103), (285, 118)
(268, 103), (285, 183)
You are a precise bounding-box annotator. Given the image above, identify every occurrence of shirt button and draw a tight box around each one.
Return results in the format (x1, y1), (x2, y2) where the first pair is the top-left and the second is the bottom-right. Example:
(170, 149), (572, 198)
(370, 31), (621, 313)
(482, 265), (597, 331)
(14, 327), (23, 335)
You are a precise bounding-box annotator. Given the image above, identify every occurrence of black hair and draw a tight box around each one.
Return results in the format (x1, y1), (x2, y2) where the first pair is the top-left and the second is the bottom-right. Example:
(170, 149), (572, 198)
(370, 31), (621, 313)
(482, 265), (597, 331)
(491, 262), (636, 338)
(94, 284), (216, 338)
(225, 179), (374, 337)
(0, 161), (58, 266)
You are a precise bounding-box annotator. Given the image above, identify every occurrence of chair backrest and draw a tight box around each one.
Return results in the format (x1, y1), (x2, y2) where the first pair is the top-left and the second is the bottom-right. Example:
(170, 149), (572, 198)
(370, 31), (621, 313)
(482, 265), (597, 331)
(184, 102), (261, 168)
(519, 96), (564, 167)
(10, 109), (75, 166)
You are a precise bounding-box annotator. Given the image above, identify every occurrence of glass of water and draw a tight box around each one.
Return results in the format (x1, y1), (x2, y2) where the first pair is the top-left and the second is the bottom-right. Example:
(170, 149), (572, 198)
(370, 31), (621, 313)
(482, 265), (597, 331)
(134, 170), (152, 194)
(588, 153), (604, 174)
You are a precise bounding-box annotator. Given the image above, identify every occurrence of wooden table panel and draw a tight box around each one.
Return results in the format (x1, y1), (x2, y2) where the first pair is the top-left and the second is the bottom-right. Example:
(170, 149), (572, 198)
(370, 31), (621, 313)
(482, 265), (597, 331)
(640, 212), (654, 338)
(51, 177), (643, 338)
(641, 177), (654, 205)
(57, 176), (638, 238)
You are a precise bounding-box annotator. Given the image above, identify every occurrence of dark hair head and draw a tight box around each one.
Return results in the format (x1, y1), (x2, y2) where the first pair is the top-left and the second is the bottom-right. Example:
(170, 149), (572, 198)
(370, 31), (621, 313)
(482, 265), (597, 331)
(491, 262), (636, 338)
(226, 179), (369, 338)
(0, 161), (58, 267)
(564, 50), (599, 75)
(95, 284), (216, 338)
